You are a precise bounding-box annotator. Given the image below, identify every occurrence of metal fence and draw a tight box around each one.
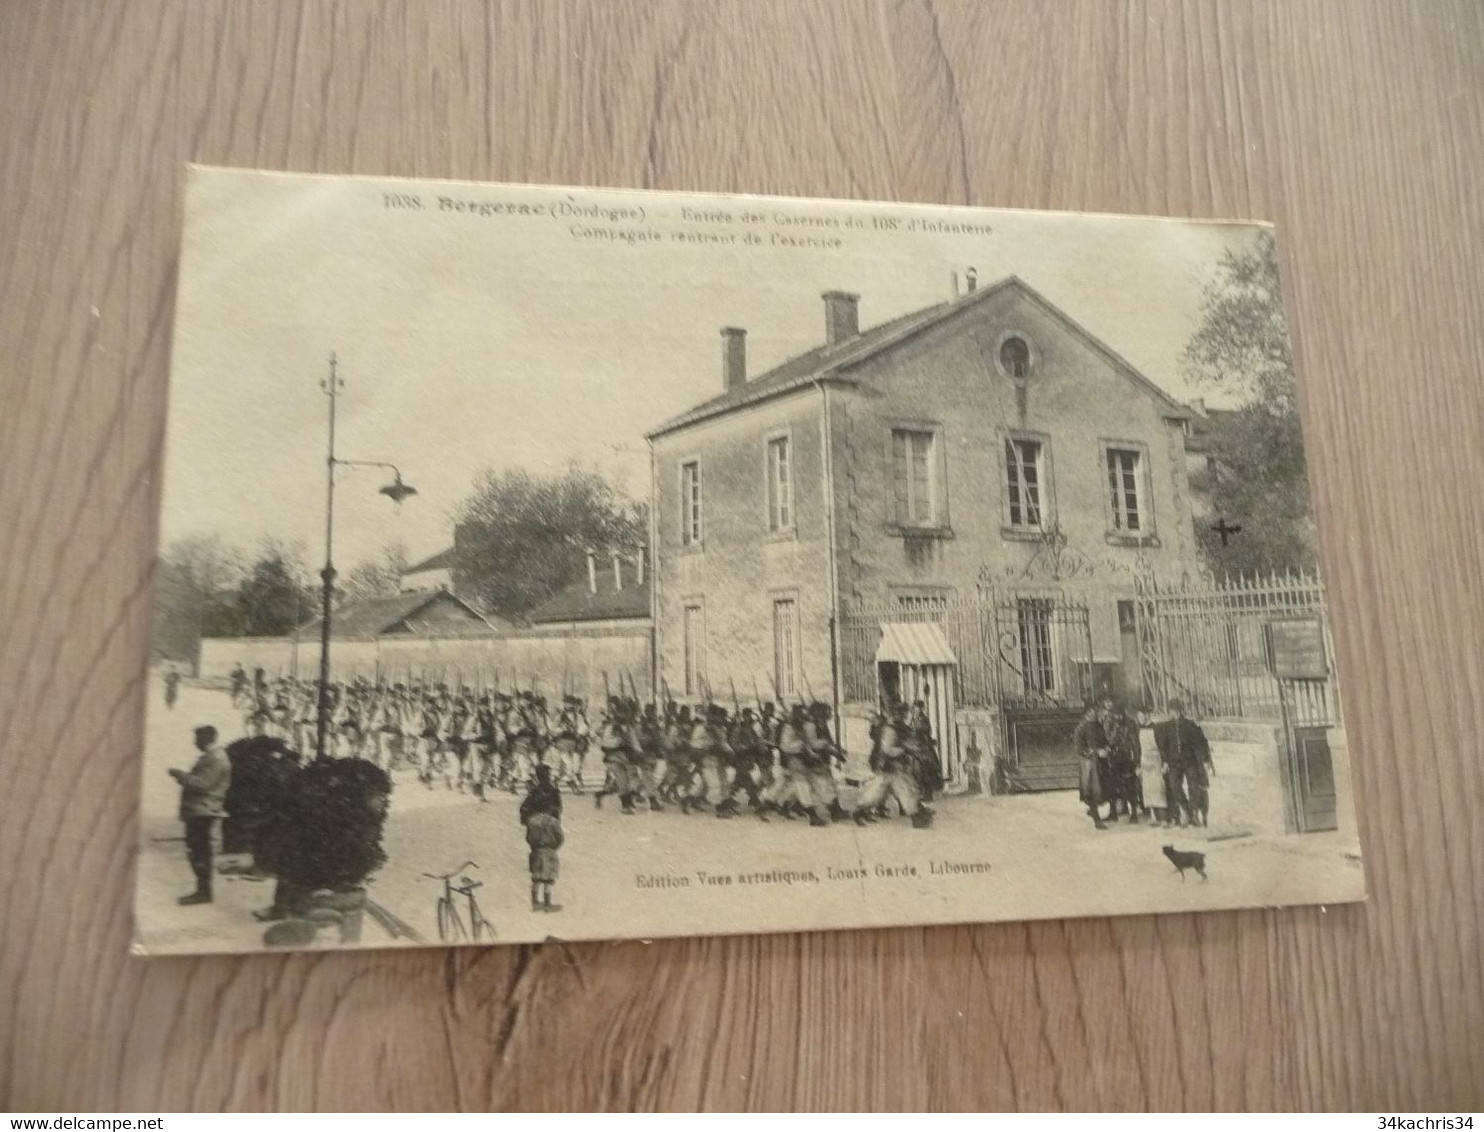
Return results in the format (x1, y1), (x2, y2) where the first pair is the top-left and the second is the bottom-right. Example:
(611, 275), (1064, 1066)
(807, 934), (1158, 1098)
(839, 593), (1095, 710)
(1133, 568), (1336, 722)
(841, 569), (1337, 725)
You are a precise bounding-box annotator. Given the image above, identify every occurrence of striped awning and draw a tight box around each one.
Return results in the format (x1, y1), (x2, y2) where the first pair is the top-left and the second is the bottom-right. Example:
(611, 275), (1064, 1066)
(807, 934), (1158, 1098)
(874, 621), (957, 667)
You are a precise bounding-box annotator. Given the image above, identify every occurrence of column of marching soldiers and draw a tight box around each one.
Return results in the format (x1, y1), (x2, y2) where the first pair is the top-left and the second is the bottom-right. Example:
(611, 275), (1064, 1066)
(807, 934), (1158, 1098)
(227, 664), (942, 828)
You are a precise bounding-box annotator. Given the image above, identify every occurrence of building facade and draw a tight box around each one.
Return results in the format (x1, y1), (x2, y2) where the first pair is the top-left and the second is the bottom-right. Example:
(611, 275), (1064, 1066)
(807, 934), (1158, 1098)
(647, 276), (1204, 783)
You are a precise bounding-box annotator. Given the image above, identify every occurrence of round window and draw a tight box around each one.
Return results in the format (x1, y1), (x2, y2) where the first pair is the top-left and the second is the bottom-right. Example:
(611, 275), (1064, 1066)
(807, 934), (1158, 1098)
(1000, 335), (1031, 379)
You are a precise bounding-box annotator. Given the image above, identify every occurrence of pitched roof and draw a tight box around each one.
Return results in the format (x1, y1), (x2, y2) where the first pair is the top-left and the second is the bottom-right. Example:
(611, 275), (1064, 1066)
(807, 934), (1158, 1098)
(646, 275), (1190, 438)
(525, 560), (651, 625)
(646, 303), (946, 437)
(404, 546), (455, 573)
(298, 589), (492, 639)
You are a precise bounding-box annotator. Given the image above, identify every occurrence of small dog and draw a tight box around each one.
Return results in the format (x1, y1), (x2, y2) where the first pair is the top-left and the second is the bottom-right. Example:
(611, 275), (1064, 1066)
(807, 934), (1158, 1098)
(1162, 844), (1207, 881)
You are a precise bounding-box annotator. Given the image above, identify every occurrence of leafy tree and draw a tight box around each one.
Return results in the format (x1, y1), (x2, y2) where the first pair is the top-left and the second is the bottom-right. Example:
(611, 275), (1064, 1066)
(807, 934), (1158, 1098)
(338, 541), (409, 604)
(152, 535), (245, 660)
(454, 464), (647, 622)
(1184, 232), (1318, 576)
(237, 541), (314, 636)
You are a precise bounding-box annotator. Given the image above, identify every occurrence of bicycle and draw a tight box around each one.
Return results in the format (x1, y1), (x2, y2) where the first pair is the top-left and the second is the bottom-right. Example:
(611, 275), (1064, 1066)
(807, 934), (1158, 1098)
(423, 860), (497, 943)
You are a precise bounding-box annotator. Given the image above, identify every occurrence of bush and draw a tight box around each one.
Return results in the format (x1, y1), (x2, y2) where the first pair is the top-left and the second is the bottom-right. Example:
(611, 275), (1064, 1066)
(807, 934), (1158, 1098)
(258, 758), (392, 892)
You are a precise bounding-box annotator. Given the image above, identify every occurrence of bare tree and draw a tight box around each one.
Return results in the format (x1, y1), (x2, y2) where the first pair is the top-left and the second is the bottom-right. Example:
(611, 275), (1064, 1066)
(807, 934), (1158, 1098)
(151, 535), (246, 660)
(338, 541), (410, 604)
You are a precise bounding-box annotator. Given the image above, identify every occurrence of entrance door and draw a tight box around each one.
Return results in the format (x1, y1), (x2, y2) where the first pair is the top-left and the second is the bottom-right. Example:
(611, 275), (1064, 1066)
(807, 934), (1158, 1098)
(877, 661), (959, 783)
(1292, 725), (1337, 831)
(999, 707), (1083, 791)
(877, 661), (902, 707)
(990, 595), (1094, 791)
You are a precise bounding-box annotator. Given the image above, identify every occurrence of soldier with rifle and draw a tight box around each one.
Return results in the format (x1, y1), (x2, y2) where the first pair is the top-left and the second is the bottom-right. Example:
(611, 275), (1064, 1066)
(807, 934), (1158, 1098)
(759, 701), (830, 827)
(803, 700), (850, 822)
(725, 706), (768, 812)
(852, 699), (933, 828)
(593, 685), (638, 813)
(658, 702), (696, 804)
(550, 694), (591, 794)
(751, 679), (779, 794)
(683, 698), (732, 815)
(472, 694), (503, 801)
(633, 700), (667, 811)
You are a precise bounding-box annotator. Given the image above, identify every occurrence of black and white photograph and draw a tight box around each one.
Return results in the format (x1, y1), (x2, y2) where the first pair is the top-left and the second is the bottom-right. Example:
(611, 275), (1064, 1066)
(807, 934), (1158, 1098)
(136, 167), (1365, 955)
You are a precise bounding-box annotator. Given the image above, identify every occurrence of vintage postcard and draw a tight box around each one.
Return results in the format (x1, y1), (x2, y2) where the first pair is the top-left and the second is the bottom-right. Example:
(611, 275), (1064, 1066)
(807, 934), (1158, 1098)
(137, 166), (1364, 955)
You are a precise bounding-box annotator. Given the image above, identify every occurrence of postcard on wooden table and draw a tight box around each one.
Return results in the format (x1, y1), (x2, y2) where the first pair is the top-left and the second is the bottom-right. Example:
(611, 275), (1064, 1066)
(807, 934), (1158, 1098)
(136, 166), (1365, 955)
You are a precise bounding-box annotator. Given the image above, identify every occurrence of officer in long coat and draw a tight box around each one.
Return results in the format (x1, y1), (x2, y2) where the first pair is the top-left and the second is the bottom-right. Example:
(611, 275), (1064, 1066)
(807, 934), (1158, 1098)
(1072, 703), (1109, 830)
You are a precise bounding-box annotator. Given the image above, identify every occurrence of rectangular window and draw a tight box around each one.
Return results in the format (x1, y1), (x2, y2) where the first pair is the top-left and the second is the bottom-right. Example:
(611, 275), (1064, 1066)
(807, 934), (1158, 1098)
(680, 460), (702, 547)
(766, 436), (792, 531)
(1017, 598), (1055, 695)
(891, 428), (936, 525)
(683, 603), (705, 696)
(772, 598), (799, 698)
(1004, 438), (1044, 529)
(1106, 447), (1143, 532)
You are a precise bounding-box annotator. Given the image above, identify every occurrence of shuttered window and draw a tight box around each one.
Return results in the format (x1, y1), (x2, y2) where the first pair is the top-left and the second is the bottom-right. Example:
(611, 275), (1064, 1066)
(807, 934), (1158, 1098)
(683, 603), (705, 695)
(680, 461), (702, 546)
(767, 436), (792, 531)
(891, 428), (935, 525)
(773, 598), (799, 698)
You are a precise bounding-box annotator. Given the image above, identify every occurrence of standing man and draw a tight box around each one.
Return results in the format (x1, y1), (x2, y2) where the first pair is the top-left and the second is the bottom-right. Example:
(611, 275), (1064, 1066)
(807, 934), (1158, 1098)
(1099, 697), (1140, 823)
(1154, 699), (1213, 827)
(168, 724), (231, 905)
(229, 662), (248, 709)
(163, 665), (181, 710)
(1072, 702), (1108, 830)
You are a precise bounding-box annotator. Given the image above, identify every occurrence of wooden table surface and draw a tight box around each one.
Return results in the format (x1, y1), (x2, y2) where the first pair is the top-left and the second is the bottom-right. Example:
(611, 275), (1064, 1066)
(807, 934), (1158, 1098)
(3, 0), (1481, 1112)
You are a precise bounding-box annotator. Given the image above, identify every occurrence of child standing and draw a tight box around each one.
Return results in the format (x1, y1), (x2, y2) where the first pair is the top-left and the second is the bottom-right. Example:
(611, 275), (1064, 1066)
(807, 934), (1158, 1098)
(520, 764), (564, 912)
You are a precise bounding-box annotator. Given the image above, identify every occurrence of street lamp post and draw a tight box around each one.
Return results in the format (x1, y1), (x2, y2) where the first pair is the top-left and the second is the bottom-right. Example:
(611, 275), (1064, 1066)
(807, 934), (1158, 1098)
(315, 353), (417, 761)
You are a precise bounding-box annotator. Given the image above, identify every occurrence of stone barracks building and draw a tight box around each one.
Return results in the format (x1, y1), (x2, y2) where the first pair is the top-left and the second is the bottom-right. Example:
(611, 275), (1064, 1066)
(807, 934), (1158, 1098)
(646, 275), (1205, 788)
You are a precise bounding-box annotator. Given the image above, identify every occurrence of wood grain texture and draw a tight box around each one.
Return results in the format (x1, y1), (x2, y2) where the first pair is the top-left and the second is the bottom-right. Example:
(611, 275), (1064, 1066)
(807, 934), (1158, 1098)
(2, 0), (1481, 1112)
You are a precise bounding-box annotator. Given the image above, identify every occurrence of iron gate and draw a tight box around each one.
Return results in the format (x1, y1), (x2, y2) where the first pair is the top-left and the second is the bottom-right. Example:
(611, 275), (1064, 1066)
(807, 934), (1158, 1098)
(838, 593), (1095, 792)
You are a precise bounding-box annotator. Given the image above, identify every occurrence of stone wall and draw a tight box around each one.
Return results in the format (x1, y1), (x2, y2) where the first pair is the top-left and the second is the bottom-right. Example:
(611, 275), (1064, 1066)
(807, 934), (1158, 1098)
(652, 386), (835, 702)
(197, 627), (652, 706)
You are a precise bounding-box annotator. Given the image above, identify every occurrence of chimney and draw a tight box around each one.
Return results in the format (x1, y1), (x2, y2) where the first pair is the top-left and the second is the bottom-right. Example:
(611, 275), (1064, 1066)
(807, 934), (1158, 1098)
(612, 551), (622, 591)
(950, 270), (960, 298)
(822, 291), (860, 346)
(585, 548), (597, 594)
(721, 327), (747, 390)
(635, 545), (646, 585)
(965, 267), (978, 293)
